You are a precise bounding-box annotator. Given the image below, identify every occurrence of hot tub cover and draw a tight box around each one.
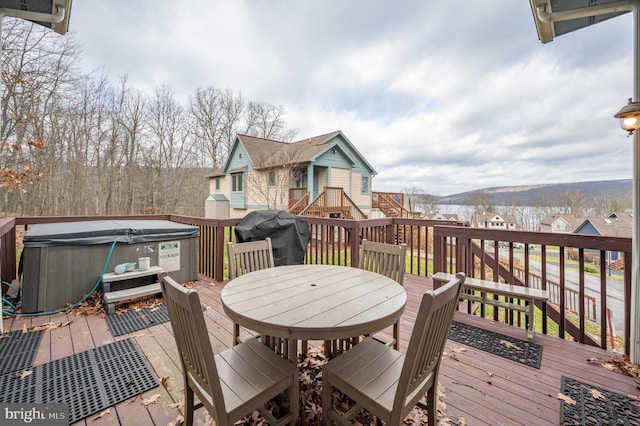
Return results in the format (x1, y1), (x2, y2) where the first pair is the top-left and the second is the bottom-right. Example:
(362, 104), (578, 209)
(23, 220), (200, 247)
(234, 210), (309, 266)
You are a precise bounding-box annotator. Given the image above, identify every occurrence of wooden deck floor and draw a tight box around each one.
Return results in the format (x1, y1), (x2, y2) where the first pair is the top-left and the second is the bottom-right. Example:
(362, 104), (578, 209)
(4, 273), (639, 425)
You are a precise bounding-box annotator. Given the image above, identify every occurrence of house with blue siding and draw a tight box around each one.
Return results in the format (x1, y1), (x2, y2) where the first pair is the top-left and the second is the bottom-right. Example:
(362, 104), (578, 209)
(573, 212), (632, 264)
(205, 131), (377, 219)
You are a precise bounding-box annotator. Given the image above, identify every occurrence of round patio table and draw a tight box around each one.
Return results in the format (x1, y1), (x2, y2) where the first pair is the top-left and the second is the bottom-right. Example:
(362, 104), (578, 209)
(221, 264), (407, 360)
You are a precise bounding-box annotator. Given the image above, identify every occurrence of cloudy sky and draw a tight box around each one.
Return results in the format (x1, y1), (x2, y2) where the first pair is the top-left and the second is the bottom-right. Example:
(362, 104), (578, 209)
(68, 1), (634, 196)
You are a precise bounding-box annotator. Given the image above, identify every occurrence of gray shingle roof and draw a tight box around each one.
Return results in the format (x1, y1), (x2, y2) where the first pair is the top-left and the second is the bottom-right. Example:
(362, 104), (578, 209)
(237, 130), (351, 169)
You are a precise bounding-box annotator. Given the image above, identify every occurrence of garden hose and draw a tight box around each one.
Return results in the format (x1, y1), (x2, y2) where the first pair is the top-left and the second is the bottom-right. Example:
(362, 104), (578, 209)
(1, 240), (118, 318)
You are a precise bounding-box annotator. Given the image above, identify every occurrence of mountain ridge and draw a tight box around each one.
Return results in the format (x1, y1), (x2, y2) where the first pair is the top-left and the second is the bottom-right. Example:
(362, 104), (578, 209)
(435, 179), (632, 205)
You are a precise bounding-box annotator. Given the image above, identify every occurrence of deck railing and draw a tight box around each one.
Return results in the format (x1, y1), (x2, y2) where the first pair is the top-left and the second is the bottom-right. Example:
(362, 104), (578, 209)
(1, 214), (632, 355)
(432, 225), (632, 354)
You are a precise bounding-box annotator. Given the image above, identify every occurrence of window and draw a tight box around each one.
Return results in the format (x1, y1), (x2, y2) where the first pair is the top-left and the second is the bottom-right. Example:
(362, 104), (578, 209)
(215, 177), (220, 191)
(267, 170), (276, 187)
(232, 173), (243, 192)
(361, 175), (370, 193)
(290, 167), (308, 188)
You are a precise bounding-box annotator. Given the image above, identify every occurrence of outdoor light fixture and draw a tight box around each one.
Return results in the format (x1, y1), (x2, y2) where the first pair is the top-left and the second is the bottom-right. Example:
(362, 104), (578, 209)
(614, 98), (640, 135)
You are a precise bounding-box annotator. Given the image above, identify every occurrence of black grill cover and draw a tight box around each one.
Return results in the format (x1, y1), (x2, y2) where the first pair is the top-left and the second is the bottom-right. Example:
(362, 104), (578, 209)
(234, 210), (309, 266)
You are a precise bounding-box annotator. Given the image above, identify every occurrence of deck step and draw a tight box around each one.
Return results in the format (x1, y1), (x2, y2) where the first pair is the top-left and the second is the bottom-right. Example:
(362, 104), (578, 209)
(103, 283), (162, 314)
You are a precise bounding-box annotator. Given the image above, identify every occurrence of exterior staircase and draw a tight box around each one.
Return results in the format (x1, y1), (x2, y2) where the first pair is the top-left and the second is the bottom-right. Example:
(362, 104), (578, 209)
(288, 187), (366, 219)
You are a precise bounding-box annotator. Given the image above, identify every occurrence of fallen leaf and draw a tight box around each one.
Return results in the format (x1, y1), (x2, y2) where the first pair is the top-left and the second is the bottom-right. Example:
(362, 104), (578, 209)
(557, 393), (577, 405)
(93, 408), (110, 419)
(452, 346), (467, 353)
(589, 389), (605, 400)
(19, 370), (32, 379)
(499, 340), (521, 350)
(486, 371), (493, 377)
(602, 363), (618, 371)
(161, 376), (169, 389)
(31, 321), (72, 332)
(167, 415), (184, 426)
(22, 324), (27, 333)
(586, 357), (602, 364)
(142, 393), (161, 406)
(125, 396), (137, 405)
(168, 400), (184, 409)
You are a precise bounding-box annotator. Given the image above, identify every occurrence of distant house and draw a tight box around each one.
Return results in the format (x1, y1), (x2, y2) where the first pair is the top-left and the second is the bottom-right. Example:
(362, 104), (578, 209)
(471, 213), (518, 230)
(574, 213), (632, 239)
(608, 211), (632, 223)
(424, 212), (460, 222)
(205, 131), (377, 219)
(539, 214), (583, 233)
(573, 212), (632, 265)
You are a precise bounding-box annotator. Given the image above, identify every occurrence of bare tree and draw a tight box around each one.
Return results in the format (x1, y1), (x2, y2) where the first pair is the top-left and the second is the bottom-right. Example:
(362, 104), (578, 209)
(220, 88), (245, 163)
(245, 142), (305, 209)
(0, 18), (78, 214)
(243, 101), (297, 142)
(465, 190), (495, 215)
(188, 86), (226, 169)
(0, 19), (296, 218)
(145, 83), (208, 214)
(188, 87), (246, 170)
(560, 190), (588, 217)
(420, 193), (440, 215)
(401, 186), (424, 213)
(110, 76), (148, 214)
(589, 190), (632, 217)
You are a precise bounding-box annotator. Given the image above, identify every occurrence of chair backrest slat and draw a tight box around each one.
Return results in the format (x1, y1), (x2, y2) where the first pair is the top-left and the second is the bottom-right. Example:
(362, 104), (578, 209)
(394, 272), (465, 412)
(160, 273), (226, 417)
(359, 239), (407, 285)
(228, 238), (275, 279)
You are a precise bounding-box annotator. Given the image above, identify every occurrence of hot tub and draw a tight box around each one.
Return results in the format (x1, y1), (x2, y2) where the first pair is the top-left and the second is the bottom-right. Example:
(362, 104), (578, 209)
(22, 220), (200, 313)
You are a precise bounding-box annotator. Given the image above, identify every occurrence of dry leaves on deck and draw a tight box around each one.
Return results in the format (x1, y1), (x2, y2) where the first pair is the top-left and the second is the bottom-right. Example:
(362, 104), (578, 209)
(557, 393), (577, 405)
(233, 344), (467, 425)
(93, 408), (110, 419)
(499, 340), (521, 350)
(30, 321), (72, 332)
(141, 394), (161, 406)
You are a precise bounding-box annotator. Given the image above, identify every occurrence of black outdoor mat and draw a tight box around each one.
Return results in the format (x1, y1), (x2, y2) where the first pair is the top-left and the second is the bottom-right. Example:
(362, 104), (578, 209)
(0, 329), (43, 376)
(447, 320), (543, 368)
(560, 376), (640, 425)
(0, 338), (158, 423)
(106, 304), (169, 336)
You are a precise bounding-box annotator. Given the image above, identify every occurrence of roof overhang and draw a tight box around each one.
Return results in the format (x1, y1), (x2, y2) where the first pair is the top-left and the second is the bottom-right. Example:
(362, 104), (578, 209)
(528, 0), (632, 43)
(0, 0), (72, 35)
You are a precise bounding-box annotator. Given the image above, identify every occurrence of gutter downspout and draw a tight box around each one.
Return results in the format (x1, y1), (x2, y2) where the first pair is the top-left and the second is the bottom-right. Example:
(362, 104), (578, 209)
(536, 0), (640, 363)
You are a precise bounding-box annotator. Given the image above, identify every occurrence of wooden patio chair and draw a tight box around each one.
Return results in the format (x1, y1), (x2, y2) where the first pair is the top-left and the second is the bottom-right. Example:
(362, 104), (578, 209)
(322, 272), (466, 426)
(358, 239), (407, 350)
(227, 237), (275, 279)
(227, 237), (275, 344)
(159, 273), (299, 426)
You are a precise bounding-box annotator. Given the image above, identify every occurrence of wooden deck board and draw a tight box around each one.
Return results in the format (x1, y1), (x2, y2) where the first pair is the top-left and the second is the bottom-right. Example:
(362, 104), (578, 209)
(2, 272), (638, 425)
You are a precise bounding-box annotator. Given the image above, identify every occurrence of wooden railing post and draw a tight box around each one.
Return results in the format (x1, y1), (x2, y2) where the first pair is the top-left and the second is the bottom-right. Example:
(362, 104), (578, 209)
(215, 221), (226, 282)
